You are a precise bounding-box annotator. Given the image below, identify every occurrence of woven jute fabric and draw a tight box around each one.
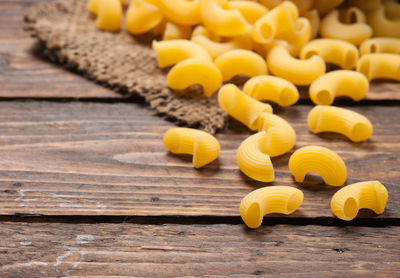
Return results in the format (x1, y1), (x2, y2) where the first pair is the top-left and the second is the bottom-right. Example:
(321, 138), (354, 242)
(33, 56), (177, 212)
(24, 0), (227, 133)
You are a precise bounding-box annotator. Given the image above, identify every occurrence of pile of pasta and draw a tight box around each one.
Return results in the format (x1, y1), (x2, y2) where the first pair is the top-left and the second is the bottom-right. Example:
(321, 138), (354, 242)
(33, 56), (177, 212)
(88, 0), (398, 228)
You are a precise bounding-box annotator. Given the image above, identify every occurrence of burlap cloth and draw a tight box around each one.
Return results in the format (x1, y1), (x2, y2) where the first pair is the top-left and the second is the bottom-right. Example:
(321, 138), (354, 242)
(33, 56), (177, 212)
(24, 0), (227, 133)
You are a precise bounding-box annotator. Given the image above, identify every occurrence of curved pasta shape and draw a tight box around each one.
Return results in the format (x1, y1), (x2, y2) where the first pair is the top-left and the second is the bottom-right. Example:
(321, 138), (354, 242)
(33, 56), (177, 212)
(288, 146), (347, 187)
(267, 44), (326, 85)
(152, 0), (201, 26)
(200, 0), (250, 36)
(88, 0), (124, 14)
(163, 22), (192, 40)
(227, 1), (268, 24)
(252, 1), (299, 44)
(360, 38), (400, 55)
(163, 128), (220, 168)
(243, 75), (299, 106)
(218, 84), (273, 130)
(309, 70), (369, 105)
(367, 7), (400, 38)
(356, 53), (400, 81)
(90, 0), (122, 31)
(125, 0), (163, 35)
(236, 131), (275, 182)
(258, 0), (282, 9)
(300, 39), (359, 70)
(275, 17), (311, 57)
(167, 58), (223, 97)
(290, 0), (314, 16)
(331, 181), (388, 221)
(320, 9), (372, 45)
(347, 0), (381, 13)
(214, 50), (268, 81)
(342, 7), (367, 24)
(240, 186), (303, 228)
(152, 40), (212, 68)
(304, 9), (320, 39)
(313, 0), (344, 15)
(256, 112), (296, 157)
(383, 0), (400, 20)
(308, 105), (373, 142)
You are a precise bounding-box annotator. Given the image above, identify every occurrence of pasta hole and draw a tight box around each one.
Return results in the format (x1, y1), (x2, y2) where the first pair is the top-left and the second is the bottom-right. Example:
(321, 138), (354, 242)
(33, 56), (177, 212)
(369, 43), (377, 53)
(348, 10), (357, 24)
(304, 50), (319, 59)
(315, 90), (333, 105)
(246, 202), (262, 229)
(343, 197), (359, 220)
(260, 23), (273, 40)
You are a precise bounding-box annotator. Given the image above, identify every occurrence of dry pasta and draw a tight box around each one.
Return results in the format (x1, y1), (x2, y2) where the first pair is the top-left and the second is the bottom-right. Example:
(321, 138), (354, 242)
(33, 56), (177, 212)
(167, 58), (223, 97)
(152, 0), (201, 26)
(236, 131), (275, 182)
(163, 22), (192, 40)
(214, 49), (268, 81)
(163, 127), (220, 168)
(347, 0), (381, 12)
(89, 0), (122, 31)
(309, 70), (369, 105)
(300, 39), (359, 70)
(267, 44), (326, 85)
(313, 0), (344, 15)
(342, 7), (367, 24)
(243, 75), (299, 106)
(290, 0), (314, 16)
(304, 9), (320, 40)
(367, 6), (400, 38)
(331, 181), (388, 221)
(308, 105), (373, 142)
(125, 0), (163, 35)
(240, 186), (303, 228)
(356, 53), (400, 81)
(218, 84), (273, 130)
(359, 38), (400, 55)
(383, 0), (400, 20)
(227, 1), (268, 24)
(275, 17), (311, 57)
(288, 146), (347, 187)
(88, 0), (124, 14)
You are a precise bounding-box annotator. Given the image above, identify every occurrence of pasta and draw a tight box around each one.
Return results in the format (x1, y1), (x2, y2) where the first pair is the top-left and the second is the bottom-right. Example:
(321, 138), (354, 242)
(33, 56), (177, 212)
(163, 22), (192, 40)
(290, 0), (314, 16)
(252, 1), (298, 44)
(151, 0), (201, 26)
(243, 75), (299, 106)
(347, 0), (381, 12)
(359, 38), (400, 55)
(200, 0), (250, 37)
(330, 181), (388, 221)
(320, 9), (372, 45)
(163, 127), (220, 168)
(342, 7), (367, 24)
(309, 70), (369, 105)
(152, 39), (212, 68)
(90, 0), (122, 31)
(167, 58), (223, 97)
(367, 7), (400, 38)
(383, 0), (400, 20)
(125, 0), (163, 35)
(218, 84), (273, 130)
(275, 17), (311, 57)
(288, 146), (347, 187)
(258, 0), (282, 9)
(300, 39), (359, 70)
(308, 105), (373, 142)
(214, 49), (268, 81)
(356, 53), (400, 81)
(236, 131), (275, 182)
(88, 0), (124, 14)
(240, 186), (303, 228)
(267, 44), (326, 85)
(313, 0), (344, 15)
(304, 9), (320, 40)
(227, 1), (268, 24)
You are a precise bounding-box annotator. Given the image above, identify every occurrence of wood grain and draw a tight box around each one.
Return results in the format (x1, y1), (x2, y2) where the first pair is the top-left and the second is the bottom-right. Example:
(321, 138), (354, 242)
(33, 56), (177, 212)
(0, 101), (398, 218)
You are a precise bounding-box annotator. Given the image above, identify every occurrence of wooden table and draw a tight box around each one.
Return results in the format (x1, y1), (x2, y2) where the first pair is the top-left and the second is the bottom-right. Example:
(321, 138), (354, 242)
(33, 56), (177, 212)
(1, 1), (399, 277)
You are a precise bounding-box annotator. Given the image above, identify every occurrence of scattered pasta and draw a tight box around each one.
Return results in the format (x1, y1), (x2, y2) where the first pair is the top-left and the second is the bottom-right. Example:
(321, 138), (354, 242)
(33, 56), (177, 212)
(304, 9), (320, 40)
(383, 0), (400, 20)
(359, 38), (400, 55)
(162, 22), (192, 40)
(367, 6), (400, 38)
(240, 186), (303, 228)
(288, 146), (347, 187)
(331, 181), (388, 221)
(347, 0), (381, 12)
(308, 105), (373, 142)
(313, 0), (344, 15)
(275, 17), (311, 57)
(152, 0), (201, 26)
(227, 1), (268, 24)
(356, 53), (400, 81)
(125, 0), (163, 35)
(163, 127), (220, 168)
(89, 0), (122, 31)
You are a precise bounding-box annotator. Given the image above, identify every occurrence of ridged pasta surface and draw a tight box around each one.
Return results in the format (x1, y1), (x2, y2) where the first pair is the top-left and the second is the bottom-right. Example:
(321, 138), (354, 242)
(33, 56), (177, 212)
(359, 38), (400, 55)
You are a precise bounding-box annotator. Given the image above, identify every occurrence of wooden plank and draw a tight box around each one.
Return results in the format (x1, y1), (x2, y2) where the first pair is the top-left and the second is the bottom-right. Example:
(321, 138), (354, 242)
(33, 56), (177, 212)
(0, 101), (398, 218)
(0, 222), (398, 277)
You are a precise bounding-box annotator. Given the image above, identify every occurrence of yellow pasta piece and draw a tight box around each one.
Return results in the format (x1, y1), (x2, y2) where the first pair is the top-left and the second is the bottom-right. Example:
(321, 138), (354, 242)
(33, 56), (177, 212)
(240, 186), (303, 228)
(167, 58), (223, 97)
(267, 44), (326, 85)
(152, 39), (212, 68)
(367, 7), (400, 38)
(236, 131), (275, 182)
(151, 0), (201, 26)
(309, 70), (369, 105)
(342, 7), (367, 24)
(347, 0), (382, 13)
(200, 0), (250, 37)
(218, 84), (273, 130)
(383, 0), (400, 20)
(252, 1), (299, 44)
(214, 50), (268, 81)
(125, 0), (163, 35)
(258, 0), (282, 9)
(304, 9), (320, 40)
(256, 112), (296, 157)
(288, 146), (347, 187)
(356, 53), (400, 81)
(300, 39), (359, 70)
(89, 0), (122, 31)
(88, 0), (124, 14)
(313, 0), (344, 15)
(163, 127), (220, 168)
(320, 9), (372, 46)
(163, 22), (192, 40)
(331, 181), (388, 221)
(243, 75), (299, 106)
(290, 0), (313, 16)
(308, 105), (373, 142)
(275, 17), (311, 57)
(360, 38), (400, 55)
(227, 1), (268, 24)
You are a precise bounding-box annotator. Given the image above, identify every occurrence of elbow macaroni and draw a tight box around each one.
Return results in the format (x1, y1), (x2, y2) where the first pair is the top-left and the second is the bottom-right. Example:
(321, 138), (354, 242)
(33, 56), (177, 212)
(308, 105), (373, 142)
(367, 7), (400, 38)
(313, 0), (344, 15)
(125, 0), (163, 35)
(275, 17), (311, 57)
(227, 1), (268, 24)
(356, 53), (400, 81)
(347, 0), (381, 12)
(383, 0), (400, 20)
(288, 146), (347, 187)
(152, 0), (201, 26)
(163, 127), (220, 168)
(163, 22), (192, 40)
(240, 186), (303, 228)
(309, 70), (369, 105)
(331, 181), (388, 221)
(90, 0), (122, 31)
(359, 38), (400, 55)
(304, 9), (320, 40)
